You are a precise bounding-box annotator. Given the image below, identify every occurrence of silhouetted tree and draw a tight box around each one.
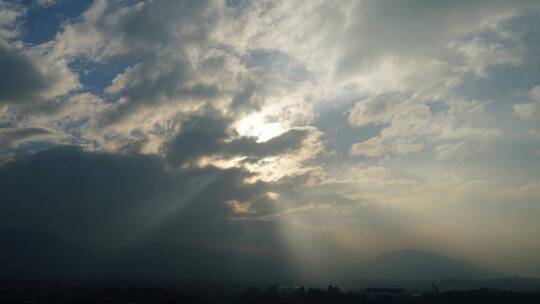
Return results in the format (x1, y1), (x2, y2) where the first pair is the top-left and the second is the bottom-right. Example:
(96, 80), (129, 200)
(293, 286), (306, 298)
(326, 284), (340, 296)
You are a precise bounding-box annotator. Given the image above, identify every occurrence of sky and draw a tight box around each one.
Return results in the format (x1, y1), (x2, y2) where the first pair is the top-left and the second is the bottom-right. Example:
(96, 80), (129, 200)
(1, 0), (540, 282)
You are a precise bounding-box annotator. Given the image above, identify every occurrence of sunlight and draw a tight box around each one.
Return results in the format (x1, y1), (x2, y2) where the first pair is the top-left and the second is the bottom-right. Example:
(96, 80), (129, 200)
(235, 113), (285, 142)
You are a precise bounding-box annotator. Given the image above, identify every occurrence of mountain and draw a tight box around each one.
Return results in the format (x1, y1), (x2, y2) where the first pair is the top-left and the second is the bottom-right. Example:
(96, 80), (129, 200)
(354, 249), (503, 281)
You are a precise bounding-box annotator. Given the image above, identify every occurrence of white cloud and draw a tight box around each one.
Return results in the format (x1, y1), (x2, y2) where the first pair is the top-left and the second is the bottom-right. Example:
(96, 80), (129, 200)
(0, 1), (25, 40)
(393, 140), (425, 155)
(513, 84), (540, 123)
(243, 126), (324, 182)
(349, 136), (387, 157)
(513, 103), (538, 122)
(349, 136), (425, 158)
(530, 85), (540, 102)
(347, 94), (398, 127)
(450, 38), (524, 77)
(348, 93), (497, 159)
(35, 0), (60, 8)
(436, 142), (476, 161)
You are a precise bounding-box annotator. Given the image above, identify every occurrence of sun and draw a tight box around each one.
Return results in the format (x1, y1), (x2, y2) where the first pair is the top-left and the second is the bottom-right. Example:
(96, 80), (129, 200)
(235, 112), (285, 142)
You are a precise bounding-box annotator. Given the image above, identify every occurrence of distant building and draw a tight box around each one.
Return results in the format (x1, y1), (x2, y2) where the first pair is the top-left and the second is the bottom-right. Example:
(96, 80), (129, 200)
(365, 287), (407, 300)
(431, 283), (440, 295)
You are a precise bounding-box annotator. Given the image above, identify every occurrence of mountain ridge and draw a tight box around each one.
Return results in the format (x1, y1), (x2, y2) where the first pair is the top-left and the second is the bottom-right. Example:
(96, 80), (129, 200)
(354, 249), (504, 281)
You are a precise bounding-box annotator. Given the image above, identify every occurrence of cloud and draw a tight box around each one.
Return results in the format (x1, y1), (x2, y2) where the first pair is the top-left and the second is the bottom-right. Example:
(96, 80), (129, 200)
(0, 43), (79, 106)
(35, 0), (60, 8)
(0, 146), (299, 281)
(43, 0), (229, 124)
(0, 127), (59, 159)
(163, 113), (231, 167)
(0, 0), (80, 107)
(513, 84), (540, 125)
(40, 0), (320, 146)
(513, 102), (539, 122)
(0, 44), (53, 104)
(349, 135), (425, 158)
(347, 91), (499, 159)
(435, 142), (477, 161)
(1, 0), (540, 278)
(347, 94), (398, 127)
(530, 85), (540, 102)
(0, 92), (111, 161)
(349, 136), (387, 158)
(335, 0), (537, 77)
(0, 1), (25, 40)
(52, 0), (216, 60)
(103, 56), (219, 123)
(163, 111), (320, 171)
(450, 37), (524, 77)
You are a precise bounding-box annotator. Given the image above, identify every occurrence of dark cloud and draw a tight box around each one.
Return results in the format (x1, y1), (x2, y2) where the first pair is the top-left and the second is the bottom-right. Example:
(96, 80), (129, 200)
(0, 44), (54, 104)
(0, 127), (56, 158)
(227, 128), (310, 158)
(1, 127), (51, 140)
(163, 113), (230, 166)
(231, 79), (258, 109)
(0, 146), (298, 282)
(164, 113), (311, 167)
(0, 146), (401, 284)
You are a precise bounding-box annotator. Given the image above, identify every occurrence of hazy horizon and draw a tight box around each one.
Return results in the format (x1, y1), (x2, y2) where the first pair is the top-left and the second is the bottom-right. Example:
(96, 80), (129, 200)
(1, 0), (540, 284)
